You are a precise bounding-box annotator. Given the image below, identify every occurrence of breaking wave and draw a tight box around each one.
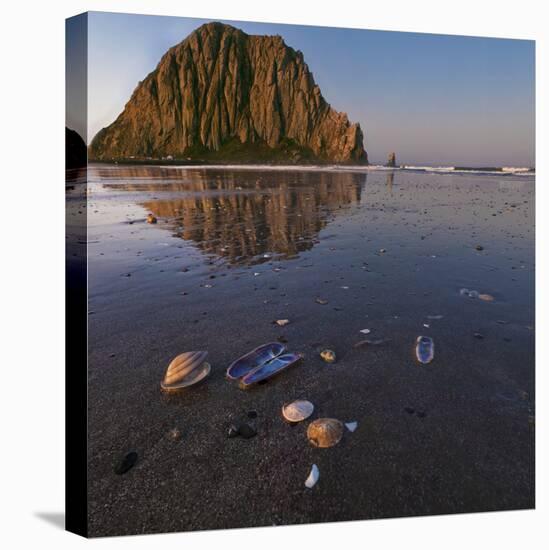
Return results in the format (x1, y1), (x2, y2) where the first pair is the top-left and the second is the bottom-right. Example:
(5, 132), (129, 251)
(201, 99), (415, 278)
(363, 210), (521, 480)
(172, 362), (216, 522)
(154, 163), (535, 177)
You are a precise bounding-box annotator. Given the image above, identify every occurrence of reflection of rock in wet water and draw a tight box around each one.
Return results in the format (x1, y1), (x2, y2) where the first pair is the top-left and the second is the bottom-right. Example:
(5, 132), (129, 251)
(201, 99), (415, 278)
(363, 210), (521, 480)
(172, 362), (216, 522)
(130, 170), (365, 265)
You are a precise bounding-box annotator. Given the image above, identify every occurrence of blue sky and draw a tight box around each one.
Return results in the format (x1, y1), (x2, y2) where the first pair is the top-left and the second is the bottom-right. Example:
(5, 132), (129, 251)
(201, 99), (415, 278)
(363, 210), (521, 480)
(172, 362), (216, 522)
(81, 11), (535, 166)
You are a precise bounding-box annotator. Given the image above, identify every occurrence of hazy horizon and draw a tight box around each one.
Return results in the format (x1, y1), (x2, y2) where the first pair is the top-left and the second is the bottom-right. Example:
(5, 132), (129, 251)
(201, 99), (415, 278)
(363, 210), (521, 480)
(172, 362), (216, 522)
(70, 11), (535, 167)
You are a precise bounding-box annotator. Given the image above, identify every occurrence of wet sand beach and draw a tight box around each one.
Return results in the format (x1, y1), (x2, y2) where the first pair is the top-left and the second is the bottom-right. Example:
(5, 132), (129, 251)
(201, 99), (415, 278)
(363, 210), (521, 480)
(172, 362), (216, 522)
(84, 164), (534, 536)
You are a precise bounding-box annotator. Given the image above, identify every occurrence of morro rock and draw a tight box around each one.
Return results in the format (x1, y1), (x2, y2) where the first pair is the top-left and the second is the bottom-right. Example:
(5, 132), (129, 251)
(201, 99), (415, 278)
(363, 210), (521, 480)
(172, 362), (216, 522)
(90, 22), (367, 164)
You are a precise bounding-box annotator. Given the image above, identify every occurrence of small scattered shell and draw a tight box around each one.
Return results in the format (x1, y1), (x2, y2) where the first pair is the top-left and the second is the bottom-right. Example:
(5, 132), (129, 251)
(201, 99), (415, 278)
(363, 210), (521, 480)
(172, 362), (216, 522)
(320, 349), (336, 363)
(307, 418), (344, 448)
(345, 421), (358, 432)
(305, 464), (319, 488)
(167, 428), (181, 441)
(460, 288), (480, 298)
(315, 298), (328, 305)
(360, 328), (371, 335)
(479, 293), (495, 302)
(276, 319), (290, 327)
(282, 399), (314, 423)
(415, 336), (434, 364)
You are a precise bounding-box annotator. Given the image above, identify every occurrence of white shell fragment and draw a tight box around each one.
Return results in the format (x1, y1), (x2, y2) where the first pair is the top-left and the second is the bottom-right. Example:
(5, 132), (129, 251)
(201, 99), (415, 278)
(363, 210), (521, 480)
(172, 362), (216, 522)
(460, 288), (479, 298)
(305, 464), (319, 488)
(276, 319), (290, 327)
(345, 421), (358, 432)
(360, 328), (371, 335)
(282, 400), (314, 423)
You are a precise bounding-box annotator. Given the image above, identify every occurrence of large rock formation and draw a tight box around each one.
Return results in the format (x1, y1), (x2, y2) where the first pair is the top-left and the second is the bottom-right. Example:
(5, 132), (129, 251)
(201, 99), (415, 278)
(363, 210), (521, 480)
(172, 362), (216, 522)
(90, 22), (367, 164)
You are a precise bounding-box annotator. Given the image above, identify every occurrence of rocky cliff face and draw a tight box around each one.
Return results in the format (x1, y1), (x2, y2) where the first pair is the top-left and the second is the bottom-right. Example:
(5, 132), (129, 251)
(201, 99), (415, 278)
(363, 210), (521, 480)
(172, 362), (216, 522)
(90, 22), (367, 163)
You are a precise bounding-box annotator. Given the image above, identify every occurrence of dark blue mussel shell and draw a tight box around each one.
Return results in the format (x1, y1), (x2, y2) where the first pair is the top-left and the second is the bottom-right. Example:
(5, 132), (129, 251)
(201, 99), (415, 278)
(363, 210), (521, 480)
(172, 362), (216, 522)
(239, 353), (302, 389)
(226, 342), (286, 380)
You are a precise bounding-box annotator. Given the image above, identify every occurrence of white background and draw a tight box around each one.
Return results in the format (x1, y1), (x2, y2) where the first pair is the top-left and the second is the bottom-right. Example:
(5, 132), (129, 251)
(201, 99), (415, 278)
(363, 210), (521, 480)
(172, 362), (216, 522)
(0, 0), (546, 547)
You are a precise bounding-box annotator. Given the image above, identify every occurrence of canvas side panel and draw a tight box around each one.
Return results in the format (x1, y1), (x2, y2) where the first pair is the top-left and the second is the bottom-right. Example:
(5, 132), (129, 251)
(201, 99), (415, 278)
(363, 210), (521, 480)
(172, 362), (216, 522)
(65, 11), (88, 538)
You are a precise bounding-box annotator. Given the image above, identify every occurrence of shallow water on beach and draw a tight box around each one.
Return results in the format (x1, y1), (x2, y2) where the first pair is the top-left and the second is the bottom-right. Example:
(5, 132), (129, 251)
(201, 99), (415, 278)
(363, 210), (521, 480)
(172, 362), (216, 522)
(85, 164), (534, 535)
(86, 164), (534, 319)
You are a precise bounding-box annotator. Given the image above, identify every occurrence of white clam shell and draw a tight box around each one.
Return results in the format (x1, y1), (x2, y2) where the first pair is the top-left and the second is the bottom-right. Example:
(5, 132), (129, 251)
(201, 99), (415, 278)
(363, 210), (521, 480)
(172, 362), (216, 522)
(282, 399), (314, 423)
(161, 351), (209, 390)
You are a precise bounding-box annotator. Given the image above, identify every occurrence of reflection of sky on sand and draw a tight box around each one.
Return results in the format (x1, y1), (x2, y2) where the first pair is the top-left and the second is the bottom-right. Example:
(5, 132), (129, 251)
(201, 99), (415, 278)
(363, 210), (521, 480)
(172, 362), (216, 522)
(87, 164), (534, 319)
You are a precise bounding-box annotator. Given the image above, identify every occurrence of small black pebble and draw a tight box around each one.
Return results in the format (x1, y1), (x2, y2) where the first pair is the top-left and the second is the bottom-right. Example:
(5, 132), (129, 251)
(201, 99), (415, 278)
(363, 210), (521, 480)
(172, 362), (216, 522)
(114, 451), (138, 475)
(475, 245), (484, 251)
(247, 410), (258, 419)
(503, 337), (512, 342)
(416, 410), (427, 418)
(237, 424), (257, 439)
(277, 335), (288, 343)
(404, 407), (415, 415)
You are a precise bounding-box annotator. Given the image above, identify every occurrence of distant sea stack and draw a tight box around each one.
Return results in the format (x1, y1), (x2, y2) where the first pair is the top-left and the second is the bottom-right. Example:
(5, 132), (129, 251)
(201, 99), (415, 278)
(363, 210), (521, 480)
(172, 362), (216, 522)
(89, 22), (368, 164)
(66, 127), (87, 169)
(386, 152), (396, 167)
